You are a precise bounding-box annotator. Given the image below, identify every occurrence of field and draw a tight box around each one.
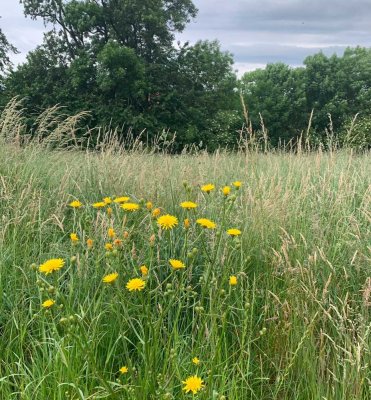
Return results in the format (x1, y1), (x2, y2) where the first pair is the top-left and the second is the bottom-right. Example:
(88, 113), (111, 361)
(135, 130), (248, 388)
(0, 138), (370, 399)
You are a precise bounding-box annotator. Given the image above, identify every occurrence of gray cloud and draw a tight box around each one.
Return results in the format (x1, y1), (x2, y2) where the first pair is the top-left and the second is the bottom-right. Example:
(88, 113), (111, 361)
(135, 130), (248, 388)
(1, 0), (370, 75)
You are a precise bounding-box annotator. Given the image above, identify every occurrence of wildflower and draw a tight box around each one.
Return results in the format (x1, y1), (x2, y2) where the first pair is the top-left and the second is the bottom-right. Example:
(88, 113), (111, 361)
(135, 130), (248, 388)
(182, 375), (204, 394)
(140, 265), (149, 276)
(229, 275), (238, 286)
(169, 259), (185, 270)
(102, 272), (119, 284)
(107, 207), (113, 217)
(192, 357), (200, 365)
(86, 238), (93, 249)
(92, 201), (106, 208)
(227, 228), (241, 237)
(121, 203), (140, 212)
(119, 366), (128, 374)
(222, 186), (231, 196)
(42, 299), (55, 308)
(39, 258), (65, 275)
(157, 214), (178, 230)
(201, 183), (215, 193)
(196, 218), (216, 229)
(152, 208), (161, 218)
(146, 201), (153, 210)
(103, 197), (112, 204)
(123, 231), (129, 239)
(113, 238), (122, 247)
(180, 201), (198, 210)
(70, 233), (79, 243)
(184, 218), (190, 229)
(233, 181), (242, 189)
(108, 228), (115, 238)
(126, 278), (146, 292)
(69, 200), (82, 208)
(114, 196), (130, 203)
(105, 243), (113, 251)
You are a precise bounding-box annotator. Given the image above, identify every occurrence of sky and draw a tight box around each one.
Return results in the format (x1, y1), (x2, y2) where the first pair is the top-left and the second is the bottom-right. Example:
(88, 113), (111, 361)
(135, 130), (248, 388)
(1, 0), (370, 76)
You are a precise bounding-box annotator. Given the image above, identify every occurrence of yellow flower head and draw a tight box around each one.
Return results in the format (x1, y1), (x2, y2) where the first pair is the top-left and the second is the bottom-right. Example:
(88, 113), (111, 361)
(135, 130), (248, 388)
(39, 258), (65, 275)
(222, 186), (231, 196)
(184, 218), (190, 229)
(201, 183), (215, 193)
(102, 272), (119, 283)
(114, 238), (122, 247)
(182, 375), (204, 394)
(114, 196), (130, 203)
(192, 357), (200, 365)
(146, 201), (153, 210)
(229, 275), (238, 286)
(152, 207), (161, 218)
(69, 200), (82, 208)
(103, 197), (112, 204)
(126, 278), (146, 292)
(105, 243), (113, 251)
(169, 259), (185, 270)
(92, 201), (106, 208)
(119, 366), (128, 374)
(42, 299), (55, 308)
(140, 265), (149, 276)
(227, 228), (241, 237)
(107, 207), (113, 217)
(180, 201), (198, 210)
(86, 238), (94, 249)
(70, 233), (79, 243)
(121, 202), (140, 212)
(123, 231), (129, 239)
(157, 214), (178, 230)
(196, 218), (216, 229)
(108, 228), (115, 238)
(233, 181), (242, 189)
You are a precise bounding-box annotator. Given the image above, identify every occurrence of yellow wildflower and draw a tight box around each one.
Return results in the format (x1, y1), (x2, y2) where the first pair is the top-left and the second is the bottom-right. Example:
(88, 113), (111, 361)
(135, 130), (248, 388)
(42, 299), (55, 308)
(222, 186), (231, 196)
(69, 200), (82, 208)
(103, 197), (112, 204)
(192, 357), (200, 365)
(140, 265), (149, 276)
(39, 258), (65, 275)
(102, 272), (119, 283)
(157, 214), (178, 230)
(86, 238), (93, 249)
(182, 375), (204, 394)
(119, 366), (128, 374)
(121, 203), (140, 212)
(184, 218), (190, 229)
(227, 228), (241, 236)
(201, 183), (215, 193)
(114, 196), (130, 203)
(180, 201), (198, 210)
(114, 238), (122, 247)
(108, 228), (115, 238)
(70, 233), (79, 243)
(92, 201), (106, 208)
(196, 218), (216, 229)
(152, 208), (161, 218)
(146, 201), (153, 210)
(126, 278), (146, 292)
(233, 181), (242, 189)
(107, 207), (113, 217)
(229, 275), (238, 286)
(169, 259), (185, 270)
(105, 243), (113, 251)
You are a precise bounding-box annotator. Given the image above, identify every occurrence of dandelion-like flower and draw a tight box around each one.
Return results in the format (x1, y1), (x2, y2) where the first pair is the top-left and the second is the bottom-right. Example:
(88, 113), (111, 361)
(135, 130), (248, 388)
(126, 278), (146, 292)
(70, 233), (79, 243)
(196, 218), (216, 229)
(140, 265), (149, 276)
(114, 238), (122, 247)
(102, 272), (119, 283)
(229, 275), (237, 286)
(233, 181), (242, 189)
(69, 200), (82, 208)
(121, 203), (140, 212)
(105, 243), (113, 251)
(180, 201), (198, 210)
(103, 197), (112, 204)
(169, 259), (185, 270)
(184, 218), (190, 229)
(86, 238), (93, 249)
(39, 258), (65, 275)
(114, 196), (130, 203)
(146, 201), (153, 210)
(227, 228), (241, 236)
(107, 207), (113, 217)
(201, 184), (215, 193)
(42, 299), (55, 308)
(152, 208), (161, 218)
(222, 186), (231, 196)
(192, 357), (200, 365)
(182, 375), (204, 394)
(92, 201), (106, 208)
(108, 228), (115, 238)
(157, 214), (178, 230)
(119, 366), (128, 374)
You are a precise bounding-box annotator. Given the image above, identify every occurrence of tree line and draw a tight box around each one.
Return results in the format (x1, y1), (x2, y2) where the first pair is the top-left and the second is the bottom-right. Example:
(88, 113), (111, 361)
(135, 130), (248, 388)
(0, 1), (370, 150)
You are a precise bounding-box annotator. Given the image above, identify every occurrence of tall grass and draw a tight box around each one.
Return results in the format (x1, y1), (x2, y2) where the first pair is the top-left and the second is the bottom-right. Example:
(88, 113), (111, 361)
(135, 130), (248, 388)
(0, 103), (370, 399)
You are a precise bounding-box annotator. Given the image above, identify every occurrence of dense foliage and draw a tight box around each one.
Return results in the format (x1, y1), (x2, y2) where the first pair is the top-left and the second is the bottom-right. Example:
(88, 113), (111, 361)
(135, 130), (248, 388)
(0, 2), (370, 149)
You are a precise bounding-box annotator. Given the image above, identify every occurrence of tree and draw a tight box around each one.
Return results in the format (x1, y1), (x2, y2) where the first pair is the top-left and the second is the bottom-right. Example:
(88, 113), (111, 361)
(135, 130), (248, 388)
(0, 18), (18, 74)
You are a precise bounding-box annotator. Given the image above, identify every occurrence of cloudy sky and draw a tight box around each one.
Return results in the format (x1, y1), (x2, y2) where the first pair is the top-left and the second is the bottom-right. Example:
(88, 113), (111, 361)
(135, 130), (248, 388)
(1, 0), (370, 75)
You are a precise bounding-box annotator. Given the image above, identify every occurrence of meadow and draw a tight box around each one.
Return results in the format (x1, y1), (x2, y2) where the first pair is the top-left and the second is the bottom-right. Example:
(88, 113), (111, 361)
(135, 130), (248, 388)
(0, 119), (370, 399)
